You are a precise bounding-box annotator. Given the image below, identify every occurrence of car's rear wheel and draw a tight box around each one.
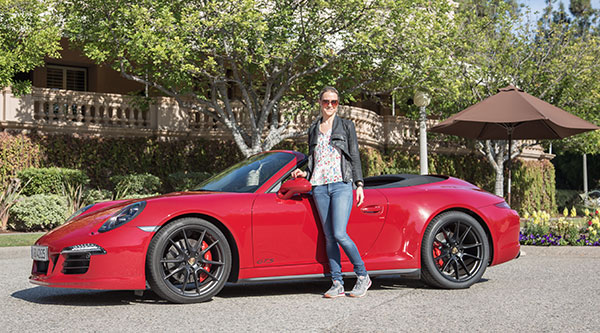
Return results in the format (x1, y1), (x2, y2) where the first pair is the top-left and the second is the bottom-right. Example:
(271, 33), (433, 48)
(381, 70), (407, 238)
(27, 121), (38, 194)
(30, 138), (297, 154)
(146, 217), (231, 303)
(421, 211), (489, 289)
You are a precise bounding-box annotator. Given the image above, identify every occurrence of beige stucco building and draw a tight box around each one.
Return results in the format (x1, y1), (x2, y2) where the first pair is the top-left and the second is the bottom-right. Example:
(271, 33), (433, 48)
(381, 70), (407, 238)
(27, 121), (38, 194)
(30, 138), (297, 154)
(1, 39), (551, 161)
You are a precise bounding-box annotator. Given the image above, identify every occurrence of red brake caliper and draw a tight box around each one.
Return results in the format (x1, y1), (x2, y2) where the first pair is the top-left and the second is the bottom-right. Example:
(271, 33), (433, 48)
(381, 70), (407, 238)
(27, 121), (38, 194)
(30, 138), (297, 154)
(433, 240), (444, 268)
(198, 241), (212, 282)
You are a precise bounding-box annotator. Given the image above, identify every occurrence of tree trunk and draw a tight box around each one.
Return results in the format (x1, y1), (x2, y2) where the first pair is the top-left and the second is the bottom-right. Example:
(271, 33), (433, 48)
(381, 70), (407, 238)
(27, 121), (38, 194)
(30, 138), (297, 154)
(0, 209), (8, 231)
(494, 164), (504, 197)
(480, 140), (507, 198)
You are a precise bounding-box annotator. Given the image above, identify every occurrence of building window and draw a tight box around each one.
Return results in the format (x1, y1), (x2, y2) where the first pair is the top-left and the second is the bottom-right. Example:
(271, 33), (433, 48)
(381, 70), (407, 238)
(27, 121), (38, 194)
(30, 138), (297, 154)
(46, 65), (87, 91)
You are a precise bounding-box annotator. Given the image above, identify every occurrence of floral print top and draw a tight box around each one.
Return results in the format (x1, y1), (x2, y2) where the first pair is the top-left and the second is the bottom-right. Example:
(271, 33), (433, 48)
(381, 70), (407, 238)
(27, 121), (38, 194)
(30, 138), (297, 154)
(310, 128), (343, 186)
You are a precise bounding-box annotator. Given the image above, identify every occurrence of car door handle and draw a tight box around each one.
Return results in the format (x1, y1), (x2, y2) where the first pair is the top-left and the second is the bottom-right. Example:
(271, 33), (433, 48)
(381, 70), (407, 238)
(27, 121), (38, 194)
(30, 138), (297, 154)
(360, 205), (382, 214)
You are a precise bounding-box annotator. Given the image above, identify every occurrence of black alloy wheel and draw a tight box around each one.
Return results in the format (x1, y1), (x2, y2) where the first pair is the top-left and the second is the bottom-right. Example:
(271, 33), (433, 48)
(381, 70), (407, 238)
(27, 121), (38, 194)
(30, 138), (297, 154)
(421, 211), (489, 289)
(147, 217), (232, 303)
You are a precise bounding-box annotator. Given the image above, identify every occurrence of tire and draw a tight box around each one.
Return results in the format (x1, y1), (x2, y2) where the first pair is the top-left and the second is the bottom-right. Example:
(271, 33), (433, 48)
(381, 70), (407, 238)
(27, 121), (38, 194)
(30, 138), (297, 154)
(421, 211), (489, 289)
(146, 217), (232, 303)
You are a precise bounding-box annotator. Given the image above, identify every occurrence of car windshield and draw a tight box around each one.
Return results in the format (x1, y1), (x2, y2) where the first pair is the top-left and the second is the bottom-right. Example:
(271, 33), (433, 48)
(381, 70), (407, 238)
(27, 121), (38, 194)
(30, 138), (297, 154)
(194, 152), (295, 193)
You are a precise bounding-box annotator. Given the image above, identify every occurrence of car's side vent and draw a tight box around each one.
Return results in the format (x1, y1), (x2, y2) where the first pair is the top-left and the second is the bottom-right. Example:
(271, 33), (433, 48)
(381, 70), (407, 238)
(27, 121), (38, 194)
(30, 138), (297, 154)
(62, 253), (90, 275)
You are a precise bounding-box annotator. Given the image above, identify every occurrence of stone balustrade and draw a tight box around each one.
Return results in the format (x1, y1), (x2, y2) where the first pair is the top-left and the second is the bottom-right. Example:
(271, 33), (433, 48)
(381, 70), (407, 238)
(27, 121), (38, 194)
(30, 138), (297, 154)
(2, 87), (156, 136)
(0, 87), (433, 148)
(0, 87), (551, 159)
(31, 88), (151, 128)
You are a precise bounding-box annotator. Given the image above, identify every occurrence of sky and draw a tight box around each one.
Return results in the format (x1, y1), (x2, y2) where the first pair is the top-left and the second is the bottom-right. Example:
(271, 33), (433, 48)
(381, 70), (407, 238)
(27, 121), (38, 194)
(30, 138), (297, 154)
(520, 0), (600, 18)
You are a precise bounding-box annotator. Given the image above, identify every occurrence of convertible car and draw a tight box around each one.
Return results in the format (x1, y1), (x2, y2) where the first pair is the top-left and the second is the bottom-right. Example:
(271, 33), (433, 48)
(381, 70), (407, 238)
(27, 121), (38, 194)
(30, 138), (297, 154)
(30, 150), (520, 303)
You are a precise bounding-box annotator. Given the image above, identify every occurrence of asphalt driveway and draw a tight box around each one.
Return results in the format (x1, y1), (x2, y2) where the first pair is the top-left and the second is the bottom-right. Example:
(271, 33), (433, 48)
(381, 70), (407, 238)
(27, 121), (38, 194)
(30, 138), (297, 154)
(1, 246), (599, 332)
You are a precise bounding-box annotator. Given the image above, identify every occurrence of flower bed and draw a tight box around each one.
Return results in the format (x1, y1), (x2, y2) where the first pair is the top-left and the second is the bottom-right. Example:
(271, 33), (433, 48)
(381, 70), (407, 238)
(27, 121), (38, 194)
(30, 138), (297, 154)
(519, 208), (600, 246)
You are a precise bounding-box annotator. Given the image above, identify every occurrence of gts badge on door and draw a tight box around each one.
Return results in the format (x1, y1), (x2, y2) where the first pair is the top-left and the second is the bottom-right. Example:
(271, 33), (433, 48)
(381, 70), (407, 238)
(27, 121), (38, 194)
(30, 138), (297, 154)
(256, 258), (274, 264)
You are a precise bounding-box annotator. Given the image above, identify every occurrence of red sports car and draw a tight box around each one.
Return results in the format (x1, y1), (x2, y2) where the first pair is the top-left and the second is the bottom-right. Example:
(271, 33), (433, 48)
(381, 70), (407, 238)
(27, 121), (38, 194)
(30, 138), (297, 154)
(30, 150), (520, 303)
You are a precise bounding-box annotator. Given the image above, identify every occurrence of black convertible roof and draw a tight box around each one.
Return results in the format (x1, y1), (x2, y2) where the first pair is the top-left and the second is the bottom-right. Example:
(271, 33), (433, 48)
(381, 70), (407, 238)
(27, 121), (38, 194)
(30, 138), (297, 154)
(363, 174), (448, 189)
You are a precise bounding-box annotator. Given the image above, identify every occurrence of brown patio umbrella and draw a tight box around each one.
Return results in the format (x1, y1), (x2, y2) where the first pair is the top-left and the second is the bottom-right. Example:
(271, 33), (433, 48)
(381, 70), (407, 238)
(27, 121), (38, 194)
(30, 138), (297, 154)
(429, 85), (599, 203)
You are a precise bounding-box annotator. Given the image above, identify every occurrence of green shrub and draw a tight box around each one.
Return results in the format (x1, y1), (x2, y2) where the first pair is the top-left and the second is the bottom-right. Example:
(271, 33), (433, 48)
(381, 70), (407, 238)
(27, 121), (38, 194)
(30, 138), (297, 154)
(359, 148), (419, 177)
(8, 194), (68, 231)
(552, 152), (600, 191)
(7, 133), (558, 214)
(34, 134), (242, 189)
(273, 140), (309, 155)
(358, 149), (492, 190)
(166, 171), (213, 192)
(17, 167), (90, 196)
(83, 188), (113, 204)
(511, 159), (557, 215)
(110, 173), (162, 197)
(121, 193), (160, 199)
(556, 189), (582, 211)
(0, 133), (42, 186)
(429, 153), (495, 191)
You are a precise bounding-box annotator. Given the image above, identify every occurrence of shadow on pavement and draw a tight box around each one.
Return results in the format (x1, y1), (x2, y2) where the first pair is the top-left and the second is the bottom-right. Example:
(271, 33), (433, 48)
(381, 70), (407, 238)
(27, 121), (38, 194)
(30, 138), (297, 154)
(217, 275), (427, 298)
(12, 276), (432, 305)
(11, 286), (167, 306)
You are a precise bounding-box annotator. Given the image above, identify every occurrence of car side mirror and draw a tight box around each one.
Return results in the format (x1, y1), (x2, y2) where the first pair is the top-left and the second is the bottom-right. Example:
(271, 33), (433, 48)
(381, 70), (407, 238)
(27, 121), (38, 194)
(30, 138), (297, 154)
(277, 178), (312, 200)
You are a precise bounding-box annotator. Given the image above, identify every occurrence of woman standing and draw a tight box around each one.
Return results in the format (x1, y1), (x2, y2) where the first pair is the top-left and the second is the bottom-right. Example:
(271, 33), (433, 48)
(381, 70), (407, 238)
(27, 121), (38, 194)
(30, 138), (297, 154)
(291, 86), (371, 298)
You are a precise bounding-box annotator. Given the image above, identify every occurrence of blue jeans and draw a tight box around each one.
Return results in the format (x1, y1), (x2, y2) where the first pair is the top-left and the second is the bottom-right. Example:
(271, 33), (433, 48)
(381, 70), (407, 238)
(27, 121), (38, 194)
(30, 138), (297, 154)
(312, 181), (367, 284)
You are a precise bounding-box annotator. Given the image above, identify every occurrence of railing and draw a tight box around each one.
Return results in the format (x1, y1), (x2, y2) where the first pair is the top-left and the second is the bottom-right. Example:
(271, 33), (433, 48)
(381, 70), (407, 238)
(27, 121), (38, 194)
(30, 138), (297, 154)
(1, 87), (550, 159)
(0, 87), (455, 150)
(30, 89), (151, 129)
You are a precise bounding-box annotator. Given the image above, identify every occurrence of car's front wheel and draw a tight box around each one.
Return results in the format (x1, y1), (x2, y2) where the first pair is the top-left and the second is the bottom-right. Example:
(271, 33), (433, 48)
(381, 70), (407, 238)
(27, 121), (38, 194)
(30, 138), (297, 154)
(146, 217), (231, 303)
(421, 211), (489, 289)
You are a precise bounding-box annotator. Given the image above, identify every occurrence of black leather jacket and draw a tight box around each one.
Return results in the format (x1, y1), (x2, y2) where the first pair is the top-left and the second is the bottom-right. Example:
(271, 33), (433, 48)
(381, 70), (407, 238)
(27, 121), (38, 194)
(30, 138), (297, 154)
(305, 115), (364, 187)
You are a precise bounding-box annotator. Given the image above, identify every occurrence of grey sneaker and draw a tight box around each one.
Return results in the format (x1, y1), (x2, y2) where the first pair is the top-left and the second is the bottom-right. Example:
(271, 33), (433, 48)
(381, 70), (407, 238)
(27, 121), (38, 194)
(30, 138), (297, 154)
(349, 275), (371, 298)
(323, 280), (345, 298)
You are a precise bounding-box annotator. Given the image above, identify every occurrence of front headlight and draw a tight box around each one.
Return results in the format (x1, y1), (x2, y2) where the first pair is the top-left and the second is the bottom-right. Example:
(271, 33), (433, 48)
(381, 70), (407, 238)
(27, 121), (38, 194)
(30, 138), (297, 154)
(66, 204), (95, 223)
(98, 201), (146, 233)
(61, 243), (106, 255)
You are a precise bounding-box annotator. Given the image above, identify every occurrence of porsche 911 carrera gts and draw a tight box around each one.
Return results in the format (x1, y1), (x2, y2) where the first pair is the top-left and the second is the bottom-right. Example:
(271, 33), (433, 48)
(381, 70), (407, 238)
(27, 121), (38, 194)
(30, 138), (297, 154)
(30, 150), (520, 303)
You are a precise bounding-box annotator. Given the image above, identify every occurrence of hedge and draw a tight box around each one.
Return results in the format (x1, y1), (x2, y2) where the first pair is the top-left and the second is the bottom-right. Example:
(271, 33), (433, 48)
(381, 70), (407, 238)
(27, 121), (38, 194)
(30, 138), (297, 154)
(32, 134), (242, 189)
(0, 132), (557, 214)
(167, 171), (213, 192)
(17, 167), (90, 196)
(110, 173), (162, 196)
(355, 147), (554, 214)
(8, 194), (68, 231)
(553, 152), (600, 191)
(0, 133), (41, 186)
(511, 159), (557, 214)
(82, 188), (112, 204)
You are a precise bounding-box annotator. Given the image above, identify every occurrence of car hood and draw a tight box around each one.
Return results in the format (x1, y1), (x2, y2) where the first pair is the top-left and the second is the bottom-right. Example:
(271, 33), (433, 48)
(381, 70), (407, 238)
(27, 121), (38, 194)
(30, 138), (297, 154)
(37, 191), (228, 243)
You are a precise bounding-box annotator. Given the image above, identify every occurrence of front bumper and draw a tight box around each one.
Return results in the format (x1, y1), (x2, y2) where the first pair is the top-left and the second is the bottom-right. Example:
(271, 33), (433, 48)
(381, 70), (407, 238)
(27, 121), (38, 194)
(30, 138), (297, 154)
(29, 226), (153, 290)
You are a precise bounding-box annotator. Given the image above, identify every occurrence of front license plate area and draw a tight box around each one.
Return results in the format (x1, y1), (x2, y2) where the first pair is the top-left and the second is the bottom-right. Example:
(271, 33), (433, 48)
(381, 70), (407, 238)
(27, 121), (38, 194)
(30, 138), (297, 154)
(31, 245), (48, 261)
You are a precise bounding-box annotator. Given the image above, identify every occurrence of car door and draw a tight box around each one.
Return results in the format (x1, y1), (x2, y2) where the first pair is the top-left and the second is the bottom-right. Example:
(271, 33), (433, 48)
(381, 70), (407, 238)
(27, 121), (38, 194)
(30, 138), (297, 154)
(342, 188), (387, 260)
(251, 188), (387, 267)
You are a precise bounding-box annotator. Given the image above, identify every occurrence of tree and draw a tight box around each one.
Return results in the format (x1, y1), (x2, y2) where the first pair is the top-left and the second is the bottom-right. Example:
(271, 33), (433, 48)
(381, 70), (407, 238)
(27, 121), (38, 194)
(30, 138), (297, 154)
(538, 0), (600, 155)
(0, 0), (62, 93)
(569, 0), (597, 35)
(438, 0), (600, 197)
(60, 0), (459, 157)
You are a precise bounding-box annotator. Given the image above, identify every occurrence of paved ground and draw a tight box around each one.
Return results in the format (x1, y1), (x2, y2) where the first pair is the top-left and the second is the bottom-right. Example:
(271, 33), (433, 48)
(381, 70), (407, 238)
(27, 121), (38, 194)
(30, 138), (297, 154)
(1, 246), (599, 332)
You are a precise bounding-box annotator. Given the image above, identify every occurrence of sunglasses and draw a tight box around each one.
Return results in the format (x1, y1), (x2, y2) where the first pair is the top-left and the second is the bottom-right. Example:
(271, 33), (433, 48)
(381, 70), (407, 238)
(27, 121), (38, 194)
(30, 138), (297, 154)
(320, 99), (339, 107)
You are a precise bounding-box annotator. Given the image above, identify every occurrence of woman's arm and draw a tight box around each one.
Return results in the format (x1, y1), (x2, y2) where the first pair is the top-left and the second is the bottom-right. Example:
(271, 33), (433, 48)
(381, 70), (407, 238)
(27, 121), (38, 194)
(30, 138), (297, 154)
(347, 120), (363, 186)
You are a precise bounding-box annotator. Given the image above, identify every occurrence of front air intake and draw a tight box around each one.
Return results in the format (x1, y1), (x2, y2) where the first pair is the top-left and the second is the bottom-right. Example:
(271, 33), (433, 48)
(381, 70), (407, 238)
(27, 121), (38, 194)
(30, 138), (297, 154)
(61, 253), (91, 274)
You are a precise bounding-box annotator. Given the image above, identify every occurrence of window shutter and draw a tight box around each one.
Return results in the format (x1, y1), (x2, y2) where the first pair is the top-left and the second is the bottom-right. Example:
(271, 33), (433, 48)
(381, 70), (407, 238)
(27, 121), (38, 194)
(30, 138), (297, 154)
(46, 65), (87, 91)
(46, 67), (64, 89)
(66, 69), (86, 91)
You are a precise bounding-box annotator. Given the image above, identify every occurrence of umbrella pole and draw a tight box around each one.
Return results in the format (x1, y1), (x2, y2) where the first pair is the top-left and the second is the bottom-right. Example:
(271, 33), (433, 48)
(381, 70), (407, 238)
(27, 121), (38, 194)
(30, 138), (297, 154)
(507, 133), (512, 206)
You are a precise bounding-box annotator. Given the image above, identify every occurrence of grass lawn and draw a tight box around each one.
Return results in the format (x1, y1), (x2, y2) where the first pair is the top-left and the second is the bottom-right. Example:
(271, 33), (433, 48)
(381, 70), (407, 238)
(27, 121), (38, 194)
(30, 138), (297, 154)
(0, 233), (44, 247)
